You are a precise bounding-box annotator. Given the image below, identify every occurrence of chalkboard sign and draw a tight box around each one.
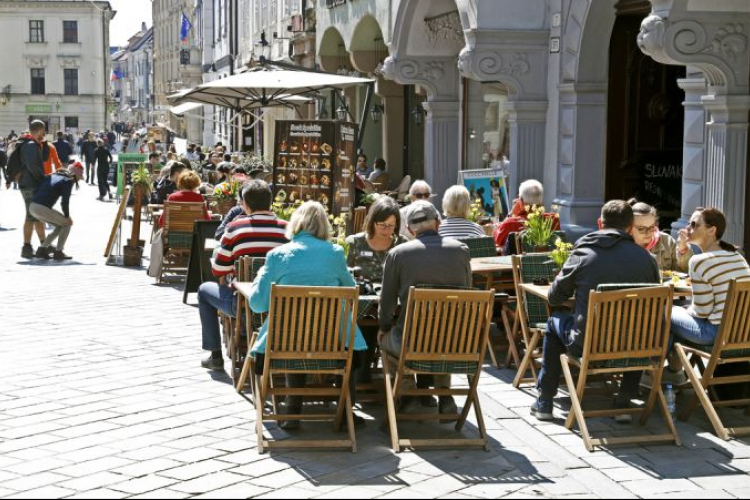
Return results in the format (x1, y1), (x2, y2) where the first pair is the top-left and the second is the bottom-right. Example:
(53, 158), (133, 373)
(637, 157), (683, 229)
(183, 220), (222, 304)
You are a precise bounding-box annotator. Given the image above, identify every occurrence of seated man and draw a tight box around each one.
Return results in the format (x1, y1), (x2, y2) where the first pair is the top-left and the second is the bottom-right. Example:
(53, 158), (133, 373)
(198, 180), (289, 370)
(378, 201), (473, 415)
(494, 179), (560, 252)
(533, 200), (660, 422)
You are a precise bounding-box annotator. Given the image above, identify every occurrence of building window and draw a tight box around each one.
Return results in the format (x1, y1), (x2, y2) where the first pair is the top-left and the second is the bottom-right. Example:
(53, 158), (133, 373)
(31, 68), (45, 95)
(29, 20), (44, 43)
(65, 116), (78, 129)
(63, 21), (78, 43)
(64, 69), (78, 95)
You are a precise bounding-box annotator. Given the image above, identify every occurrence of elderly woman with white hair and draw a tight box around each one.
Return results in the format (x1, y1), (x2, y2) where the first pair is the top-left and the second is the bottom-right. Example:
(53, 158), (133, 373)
(438, 185), (486, 239)
(399, 179), (438, 239)
(248, 201), (368, 429)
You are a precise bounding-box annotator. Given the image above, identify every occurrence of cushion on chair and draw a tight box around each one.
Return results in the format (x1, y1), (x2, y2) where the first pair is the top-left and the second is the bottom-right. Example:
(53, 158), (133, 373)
(519, 254), (558, 325)
(167, 231), (193, 249)
(680, 340), (750, 359)
(405, 360), (479, 374)
(270, 359), (346, 371)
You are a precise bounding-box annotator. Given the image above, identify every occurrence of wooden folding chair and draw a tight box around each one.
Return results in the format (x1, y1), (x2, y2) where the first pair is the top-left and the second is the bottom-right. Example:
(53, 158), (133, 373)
(352, 206), (367, 234)
(512, 253), (557, 387)
(561, 285), (680, 452)
(159, 201), (207, 283)
(234, 257), (266, 395)
(255, 285), (360, 453)
(459, 236), (514, 368)
(383, 287), (494, 452)
(675, 278), (750, 440)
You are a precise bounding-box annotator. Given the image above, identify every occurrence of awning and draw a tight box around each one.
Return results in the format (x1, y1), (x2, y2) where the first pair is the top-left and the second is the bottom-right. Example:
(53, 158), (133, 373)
(170, 102), (204, 116)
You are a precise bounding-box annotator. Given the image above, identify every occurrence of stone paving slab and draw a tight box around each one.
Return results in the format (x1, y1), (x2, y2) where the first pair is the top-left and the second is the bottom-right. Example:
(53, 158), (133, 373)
(1, 181), (750, 498)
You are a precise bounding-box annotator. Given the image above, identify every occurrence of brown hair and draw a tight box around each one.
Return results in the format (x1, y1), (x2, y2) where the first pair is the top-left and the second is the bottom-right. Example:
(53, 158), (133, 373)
(698, 207), (737, 252)
(177, 170), (201, 191)
(364, 196), (401, 239)
(627, 198), (657, 219)
(601, 200), (634, 231)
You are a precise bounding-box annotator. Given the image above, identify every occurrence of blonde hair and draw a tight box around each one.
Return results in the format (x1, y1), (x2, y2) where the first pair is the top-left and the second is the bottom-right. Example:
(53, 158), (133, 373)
(286, 201), (331, 241)
(442, 185), (471, 218)
(177, 170), (201, 191)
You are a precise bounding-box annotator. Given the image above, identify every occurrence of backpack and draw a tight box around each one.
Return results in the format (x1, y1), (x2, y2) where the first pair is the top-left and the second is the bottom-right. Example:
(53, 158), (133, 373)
(6, 138), (34, 183)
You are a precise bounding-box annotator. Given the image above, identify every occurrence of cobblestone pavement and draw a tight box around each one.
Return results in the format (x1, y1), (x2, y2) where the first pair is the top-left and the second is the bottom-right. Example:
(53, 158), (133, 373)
(1, 180), (750, 499)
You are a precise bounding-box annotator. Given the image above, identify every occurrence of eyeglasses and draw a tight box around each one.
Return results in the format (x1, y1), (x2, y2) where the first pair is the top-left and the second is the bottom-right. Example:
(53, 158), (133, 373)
(412, 192), (431, 199)
(635, 224), (657, 235)
(375, 222), (397, 230)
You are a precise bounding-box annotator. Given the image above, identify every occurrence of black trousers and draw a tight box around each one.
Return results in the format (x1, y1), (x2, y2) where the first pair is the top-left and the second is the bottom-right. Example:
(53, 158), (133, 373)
(97, 166), (110, 197)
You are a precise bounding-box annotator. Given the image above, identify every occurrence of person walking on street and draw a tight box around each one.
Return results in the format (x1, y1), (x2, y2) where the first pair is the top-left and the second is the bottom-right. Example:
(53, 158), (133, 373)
(18, 120), (48, 258)
(53, 131), (73, 165)
(81, 133), (97, 184)
(95, 139), (113, 200)
(29, 168), (80, 260)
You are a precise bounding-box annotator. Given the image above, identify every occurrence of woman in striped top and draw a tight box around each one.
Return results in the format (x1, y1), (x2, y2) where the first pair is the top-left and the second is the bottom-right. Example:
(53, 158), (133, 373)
(438, 185), (486, 239)
(670, 207), (750, 347)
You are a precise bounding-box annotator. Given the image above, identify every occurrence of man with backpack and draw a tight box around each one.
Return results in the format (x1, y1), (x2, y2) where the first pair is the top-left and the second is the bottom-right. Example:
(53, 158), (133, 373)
(10, 120), (48, 258)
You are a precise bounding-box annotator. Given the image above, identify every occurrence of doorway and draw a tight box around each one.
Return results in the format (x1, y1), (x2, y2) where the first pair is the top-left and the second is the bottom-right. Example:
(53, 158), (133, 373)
(605, 13), (685, 229)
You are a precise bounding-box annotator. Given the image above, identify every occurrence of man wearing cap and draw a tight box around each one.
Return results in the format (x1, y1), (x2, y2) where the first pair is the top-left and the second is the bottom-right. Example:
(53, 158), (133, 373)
(378, 200), (473, 416)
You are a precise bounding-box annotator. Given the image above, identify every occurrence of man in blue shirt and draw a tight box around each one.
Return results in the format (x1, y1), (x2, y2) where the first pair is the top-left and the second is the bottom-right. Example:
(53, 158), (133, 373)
(53, 132), (73, 165)
(28, 168), (81, 260)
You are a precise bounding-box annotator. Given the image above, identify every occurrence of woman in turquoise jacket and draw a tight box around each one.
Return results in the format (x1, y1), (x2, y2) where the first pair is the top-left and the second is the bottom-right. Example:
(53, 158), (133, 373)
(249, 201), (367, 429)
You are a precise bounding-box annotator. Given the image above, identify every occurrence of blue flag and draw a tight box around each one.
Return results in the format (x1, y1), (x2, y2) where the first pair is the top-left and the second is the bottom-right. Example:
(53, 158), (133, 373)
(180, 13), (192, 44)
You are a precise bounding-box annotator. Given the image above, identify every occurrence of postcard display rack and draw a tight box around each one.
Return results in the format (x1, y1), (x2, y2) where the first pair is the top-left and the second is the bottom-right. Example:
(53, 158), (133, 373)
(273, 121), (357, 230)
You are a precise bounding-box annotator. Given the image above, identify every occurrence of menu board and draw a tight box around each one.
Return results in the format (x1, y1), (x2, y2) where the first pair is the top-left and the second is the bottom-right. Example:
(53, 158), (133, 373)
(273, 120), (358, 231)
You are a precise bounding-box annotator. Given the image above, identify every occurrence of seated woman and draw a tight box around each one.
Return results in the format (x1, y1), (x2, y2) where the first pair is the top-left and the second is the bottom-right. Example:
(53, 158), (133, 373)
(158, 170), (211, 227)
(346, 196), (408, 382)
(438, 185), (486, 239)
(669, 207), (750, 370)
(628, 199), (692, 272)
(249, 201), (368, 429)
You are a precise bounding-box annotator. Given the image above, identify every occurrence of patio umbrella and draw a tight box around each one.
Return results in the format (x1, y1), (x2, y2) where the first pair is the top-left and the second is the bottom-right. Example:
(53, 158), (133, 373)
(168, 67), (373, 110)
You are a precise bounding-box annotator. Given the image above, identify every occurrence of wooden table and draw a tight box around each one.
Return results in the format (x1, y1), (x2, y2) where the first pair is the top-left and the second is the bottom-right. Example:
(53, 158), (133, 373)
(470, 256), (513, 291)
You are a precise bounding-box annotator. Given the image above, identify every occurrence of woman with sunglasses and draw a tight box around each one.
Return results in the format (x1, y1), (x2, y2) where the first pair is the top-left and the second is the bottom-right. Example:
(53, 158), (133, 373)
(671, 207), (750, 350)
(628, 199), (692, 272)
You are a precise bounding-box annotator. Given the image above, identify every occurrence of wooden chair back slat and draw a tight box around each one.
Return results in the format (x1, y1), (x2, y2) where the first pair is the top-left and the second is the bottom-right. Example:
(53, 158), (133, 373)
(715, 280), (750, 352)
(353, 207), (367, 234)
(401, 288), (493, 359)
(583, 286), (673, 361)
(163, 202), (206, 240)
(267, 285), (358, 357)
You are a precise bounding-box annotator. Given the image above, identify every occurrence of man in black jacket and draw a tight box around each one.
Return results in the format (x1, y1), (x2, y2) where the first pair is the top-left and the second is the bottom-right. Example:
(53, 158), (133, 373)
(19, 121), (48, 258)
(532, 200), (660, 422)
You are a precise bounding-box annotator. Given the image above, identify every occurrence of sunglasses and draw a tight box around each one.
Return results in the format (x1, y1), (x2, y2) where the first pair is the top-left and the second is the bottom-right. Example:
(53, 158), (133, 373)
(688, 221), (705, 230)
(412, 192), (431, 200)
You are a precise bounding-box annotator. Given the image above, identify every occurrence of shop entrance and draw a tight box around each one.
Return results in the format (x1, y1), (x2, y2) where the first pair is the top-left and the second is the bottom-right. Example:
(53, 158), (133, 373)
(605, 12), (685, 229)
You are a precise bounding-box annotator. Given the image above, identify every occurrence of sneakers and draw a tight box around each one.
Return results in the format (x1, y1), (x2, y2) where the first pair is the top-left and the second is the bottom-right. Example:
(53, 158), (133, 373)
(420, 395), (438, 408)
(200, 354), (224, 371)
(663, 369), (689, 387)
(53, 250), (73, 261)
(21, 244), (34, 259)
(35, 246), (52, 259)
(399, 396), (423, 414)
(531, 399), (554, 421)
(613, 397), (634, 424)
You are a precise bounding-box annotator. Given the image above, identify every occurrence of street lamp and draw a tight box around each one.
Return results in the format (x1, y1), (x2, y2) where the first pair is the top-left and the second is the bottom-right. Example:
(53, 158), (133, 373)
(336, 104), (348, 122)
(411, 105), (426, 126)
(0, 85), (10, 106)
(370, 103), (385, 123)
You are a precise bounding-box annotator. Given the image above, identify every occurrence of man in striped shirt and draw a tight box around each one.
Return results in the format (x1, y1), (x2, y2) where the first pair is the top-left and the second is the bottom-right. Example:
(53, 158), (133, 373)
(198, 180), (288, 370)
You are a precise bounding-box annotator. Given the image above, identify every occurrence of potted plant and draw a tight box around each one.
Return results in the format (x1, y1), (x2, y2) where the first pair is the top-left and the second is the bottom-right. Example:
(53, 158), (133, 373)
(124, 163), (153, 266)
(549, 237), (573, 275)
(272, 197), (301, 221)
(330, 214), (350, 258)
(211, 180), (242, 216)
(522, 205), (559, 252)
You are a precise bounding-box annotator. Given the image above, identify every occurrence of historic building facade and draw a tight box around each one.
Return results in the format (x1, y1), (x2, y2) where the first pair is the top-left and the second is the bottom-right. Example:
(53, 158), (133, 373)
(110, 25), (154, 126)
(0, 0), (116, 135)
(317, 0), (750, 246)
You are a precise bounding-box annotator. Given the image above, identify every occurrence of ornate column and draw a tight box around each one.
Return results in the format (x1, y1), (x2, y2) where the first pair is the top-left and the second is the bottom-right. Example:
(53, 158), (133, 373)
(382, 56), (460, 203)
(457, 29), (550, 202)
(672, 74), (708, 239)
(702, 94), (750, 245)
(639, 0), (750, 245)
(375, 78), (406, 183)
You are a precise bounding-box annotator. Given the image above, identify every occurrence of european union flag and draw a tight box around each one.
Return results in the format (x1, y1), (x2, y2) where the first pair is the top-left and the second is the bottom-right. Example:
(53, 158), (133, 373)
(180, 13), (192, 45)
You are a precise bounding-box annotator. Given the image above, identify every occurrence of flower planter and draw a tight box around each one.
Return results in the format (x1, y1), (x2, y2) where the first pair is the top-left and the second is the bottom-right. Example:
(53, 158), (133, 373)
(213, 200), (237, 217)
(123, 245), (144, 267)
